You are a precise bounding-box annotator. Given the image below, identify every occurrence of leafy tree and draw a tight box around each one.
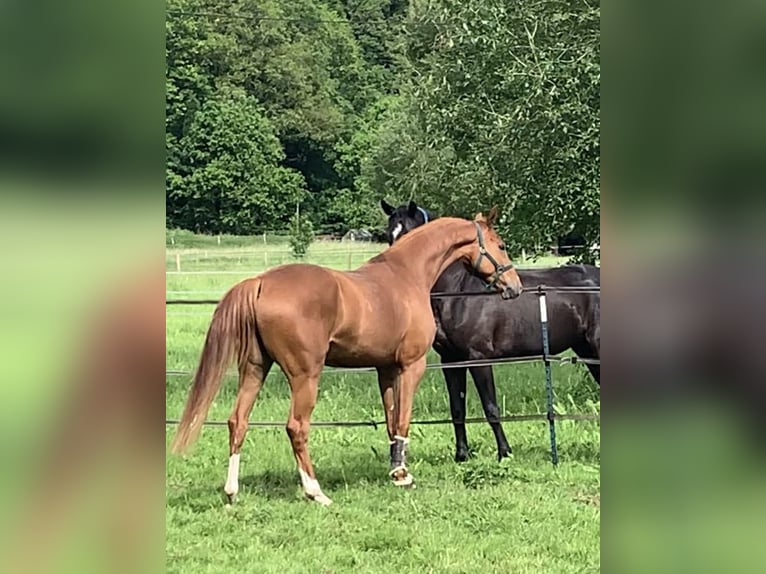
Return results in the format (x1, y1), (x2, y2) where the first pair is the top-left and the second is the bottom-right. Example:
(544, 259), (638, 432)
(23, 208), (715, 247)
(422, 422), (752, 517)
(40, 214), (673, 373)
(164, 0), (599, 254)
(363, 0), (600, 261)
(206, 0), (373, 228)
(167, 89), (305, 234)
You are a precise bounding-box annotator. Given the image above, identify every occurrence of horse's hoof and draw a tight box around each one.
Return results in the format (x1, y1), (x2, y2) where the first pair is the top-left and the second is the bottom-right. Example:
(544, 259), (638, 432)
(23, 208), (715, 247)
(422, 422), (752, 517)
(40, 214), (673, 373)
(455, 450), (470, 463)
(307, 492), (333, 506)
(397, 478), (415, 489)
(225, 492), (237, 505)
(391, 471), (415, 488)
(497, 448), (513, 461)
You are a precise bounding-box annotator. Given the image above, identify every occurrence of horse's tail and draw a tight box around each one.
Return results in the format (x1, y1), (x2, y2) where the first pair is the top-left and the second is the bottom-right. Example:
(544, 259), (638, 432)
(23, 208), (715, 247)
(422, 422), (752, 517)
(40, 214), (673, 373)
(170, 278), (261, 454)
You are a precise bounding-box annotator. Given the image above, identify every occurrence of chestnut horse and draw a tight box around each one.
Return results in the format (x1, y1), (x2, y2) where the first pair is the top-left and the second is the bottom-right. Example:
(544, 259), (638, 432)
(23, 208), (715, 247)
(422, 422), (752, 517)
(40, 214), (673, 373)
(170, 210), (522, 505)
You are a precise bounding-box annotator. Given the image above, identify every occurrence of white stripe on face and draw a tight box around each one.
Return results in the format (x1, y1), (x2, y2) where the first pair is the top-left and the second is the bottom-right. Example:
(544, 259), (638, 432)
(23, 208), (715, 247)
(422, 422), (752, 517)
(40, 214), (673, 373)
(391, 223), (403, 241)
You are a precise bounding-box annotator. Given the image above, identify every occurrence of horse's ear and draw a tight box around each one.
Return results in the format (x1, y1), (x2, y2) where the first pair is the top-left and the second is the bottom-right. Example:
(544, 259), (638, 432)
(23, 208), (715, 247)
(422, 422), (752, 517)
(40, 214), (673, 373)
(473, 212), (486, 223)
(381, 199), (395, 216)
(486, 206), (499, 228)
(407, 200), (418, 217)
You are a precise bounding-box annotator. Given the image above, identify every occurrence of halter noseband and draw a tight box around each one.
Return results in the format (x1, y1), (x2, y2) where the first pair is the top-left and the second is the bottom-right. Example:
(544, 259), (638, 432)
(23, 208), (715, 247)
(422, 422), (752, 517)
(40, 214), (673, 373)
(472, 222), (513, 290)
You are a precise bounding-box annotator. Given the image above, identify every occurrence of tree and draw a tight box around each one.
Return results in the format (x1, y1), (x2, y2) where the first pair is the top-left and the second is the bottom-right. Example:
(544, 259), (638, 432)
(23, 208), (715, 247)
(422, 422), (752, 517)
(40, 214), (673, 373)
(289, 205), (315, 258)
(362, 0), (600, 260)
(166, 0), (409, 234)
(164, 0), (599, 250)
(167, 89), (305, 234)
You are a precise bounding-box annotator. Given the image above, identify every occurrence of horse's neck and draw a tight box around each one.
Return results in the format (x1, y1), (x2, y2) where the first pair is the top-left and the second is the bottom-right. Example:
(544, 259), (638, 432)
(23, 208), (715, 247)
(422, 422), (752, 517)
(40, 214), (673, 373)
(385, 219), (475, 292)
(432, 260), (481, 293)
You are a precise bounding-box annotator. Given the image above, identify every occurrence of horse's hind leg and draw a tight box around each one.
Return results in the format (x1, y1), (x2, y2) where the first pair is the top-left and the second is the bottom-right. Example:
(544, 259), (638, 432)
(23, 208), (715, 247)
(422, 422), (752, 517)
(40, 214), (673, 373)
(285, 373), (331, 506)
(470, 366), (511, 460)
(585, 360), (600, 384)
(584, 302), (600, 384)
(224, 357), (272, 503)
(574, 319), (600, 385)
(444, 365), (470, 462)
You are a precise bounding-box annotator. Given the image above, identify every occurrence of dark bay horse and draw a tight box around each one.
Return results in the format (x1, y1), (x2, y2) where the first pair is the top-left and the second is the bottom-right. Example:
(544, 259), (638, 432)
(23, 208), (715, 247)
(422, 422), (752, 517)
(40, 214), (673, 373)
(171, 211), (522, 505)
(381, 200), (600, 462)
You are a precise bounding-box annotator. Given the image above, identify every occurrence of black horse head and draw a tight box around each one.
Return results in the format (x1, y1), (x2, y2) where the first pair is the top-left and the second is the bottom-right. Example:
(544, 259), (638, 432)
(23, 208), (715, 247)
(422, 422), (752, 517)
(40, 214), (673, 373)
(380, 199), (433, 245)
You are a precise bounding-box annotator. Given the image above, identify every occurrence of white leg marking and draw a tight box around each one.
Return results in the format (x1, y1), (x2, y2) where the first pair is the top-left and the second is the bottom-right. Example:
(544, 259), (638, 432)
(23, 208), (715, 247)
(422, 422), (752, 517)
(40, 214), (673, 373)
(391, 223), (403, 241)
(299, 468), (332, 506)
(393, 472), (414, 487)
(224, 453), (240, 497)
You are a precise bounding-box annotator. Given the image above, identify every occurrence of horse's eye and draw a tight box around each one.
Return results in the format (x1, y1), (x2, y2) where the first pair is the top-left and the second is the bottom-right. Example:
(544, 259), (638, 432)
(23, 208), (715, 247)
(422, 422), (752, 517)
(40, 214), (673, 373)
(498, 244), (506, 251)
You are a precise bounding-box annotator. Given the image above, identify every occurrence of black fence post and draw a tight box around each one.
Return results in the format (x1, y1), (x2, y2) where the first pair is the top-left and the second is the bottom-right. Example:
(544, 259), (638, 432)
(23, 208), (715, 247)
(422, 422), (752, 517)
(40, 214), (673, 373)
(537, 286), (559, 466)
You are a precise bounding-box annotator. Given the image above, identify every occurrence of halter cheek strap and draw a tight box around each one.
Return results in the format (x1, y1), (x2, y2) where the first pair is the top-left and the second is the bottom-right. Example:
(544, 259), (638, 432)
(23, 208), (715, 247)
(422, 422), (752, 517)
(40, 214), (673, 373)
(472, 222), (513, 290)
(416, 207), (429, 223)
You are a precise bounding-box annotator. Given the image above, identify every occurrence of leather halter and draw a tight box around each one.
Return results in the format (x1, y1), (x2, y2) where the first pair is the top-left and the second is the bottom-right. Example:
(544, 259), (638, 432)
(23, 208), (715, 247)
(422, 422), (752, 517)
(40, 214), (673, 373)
(472, 222), (513, 290)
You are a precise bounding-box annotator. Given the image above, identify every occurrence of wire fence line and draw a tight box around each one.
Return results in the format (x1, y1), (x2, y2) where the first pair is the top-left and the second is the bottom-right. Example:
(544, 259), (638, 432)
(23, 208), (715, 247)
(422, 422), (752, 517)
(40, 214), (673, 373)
(165, 288), (597, 296)
(166, 248), (384, 257)
(165, 412), (599, 430)
(165, 284), (600, 305)
(166, 267), (592, 277)
(165, 355), (600, 429)
(166, 354), (599, 380)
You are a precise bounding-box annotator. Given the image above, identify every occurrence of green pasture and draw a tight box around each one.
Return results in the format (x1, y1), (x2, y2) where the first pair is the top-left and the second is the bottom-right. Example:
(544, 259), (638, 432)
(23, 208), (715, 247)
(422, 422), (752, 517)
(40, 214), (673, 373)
(166, 234), (600, 574)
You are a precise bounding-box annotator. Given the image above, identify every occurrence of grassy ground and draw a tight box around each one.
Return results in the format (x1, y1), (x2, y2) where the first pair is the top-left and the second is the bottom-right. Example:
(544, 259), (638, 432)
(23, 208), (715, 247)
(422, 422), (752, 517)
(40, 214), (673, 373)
(166, 233), (600, 573)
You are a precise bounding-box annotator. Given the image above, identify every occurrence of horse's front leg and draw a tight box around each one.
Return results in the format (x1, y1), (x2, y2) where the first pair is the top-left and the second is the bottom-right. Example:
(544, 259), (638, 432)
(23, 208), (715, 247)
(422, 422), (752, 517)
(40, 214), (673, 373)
(376, 366), (399, 443)
(390, 356), (427, 487)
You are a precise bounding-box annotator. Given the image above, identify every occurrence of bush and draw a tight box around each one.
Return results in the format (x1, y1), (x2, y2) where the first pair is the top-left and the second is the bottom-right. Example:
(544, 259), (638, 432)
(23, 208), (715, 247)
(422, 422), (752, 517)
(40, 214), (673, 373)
(289, 212), (314, 259)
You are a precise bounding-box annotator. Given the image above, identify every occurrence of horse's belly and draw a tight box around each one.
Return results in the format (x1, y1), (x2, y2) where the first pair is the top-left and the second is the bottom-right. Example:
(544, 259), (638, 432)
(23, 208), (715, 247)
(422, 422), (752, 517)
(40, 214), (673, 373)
(325, 340), (395, 368)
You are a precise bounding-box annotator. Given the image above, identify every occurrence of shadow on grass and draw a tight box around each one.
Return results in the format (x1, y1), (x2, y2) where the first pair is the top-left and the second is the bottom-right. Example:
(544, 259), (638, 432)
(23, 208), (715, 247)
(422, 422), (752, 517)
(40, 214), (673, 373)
(240, 452), (392, 500)
(169, 450), (394, 510)
(168, 437), (600, 511)
(515, 440), (599, 465)
(166, 484), (235, 514)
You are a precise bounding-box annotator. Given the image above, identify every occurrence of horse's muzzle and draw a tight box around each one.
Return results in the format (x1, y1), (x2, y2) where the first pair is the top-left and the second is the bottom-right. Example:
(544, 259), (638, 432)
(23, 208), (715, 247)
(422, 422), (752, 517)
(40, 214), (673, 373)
(499, 270), (523, 299)
(501, 284), (521, 300)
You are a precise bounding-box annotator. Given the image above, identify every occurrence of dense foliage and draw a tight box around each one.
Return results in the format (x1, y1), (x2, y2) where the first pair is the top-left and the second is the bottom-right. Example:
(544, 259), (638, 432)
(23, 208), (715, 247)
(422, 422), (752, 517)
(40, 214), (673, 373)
(166, 0), (600, 259)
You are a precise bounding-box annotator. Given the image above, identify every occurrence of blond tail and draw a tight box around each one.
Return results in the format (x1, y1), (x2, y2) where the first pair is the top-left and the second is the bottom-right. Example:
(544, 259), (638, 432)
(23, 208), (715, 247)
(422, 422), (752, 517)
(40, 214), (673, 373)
(170, 279), (260, 454)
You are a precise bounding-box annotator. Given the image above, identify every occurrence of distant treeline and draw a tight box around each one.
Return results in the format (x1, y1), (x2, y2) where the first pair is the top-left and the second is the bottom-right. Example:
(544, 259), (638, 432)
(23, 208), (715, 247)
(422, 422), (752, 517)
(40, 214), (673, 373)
(166, 0), (600, 261)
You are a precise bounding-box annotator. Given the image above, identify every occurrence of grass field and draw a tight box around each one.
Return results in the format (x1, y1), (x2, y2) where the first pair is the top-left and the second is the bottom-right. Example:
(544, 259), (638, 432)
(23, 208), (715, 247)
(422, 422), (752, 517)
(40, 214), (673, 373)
(166, 233), (601, 573)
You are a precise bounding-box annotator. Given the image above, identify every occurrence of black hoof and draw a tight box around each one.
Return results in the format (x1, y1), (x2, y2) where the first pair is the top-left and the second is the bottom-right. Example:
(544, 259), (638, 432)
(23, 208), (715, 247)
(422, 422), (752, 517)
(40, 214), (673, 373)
(497, 446), (512, 461)
(455, 450), (470, 463)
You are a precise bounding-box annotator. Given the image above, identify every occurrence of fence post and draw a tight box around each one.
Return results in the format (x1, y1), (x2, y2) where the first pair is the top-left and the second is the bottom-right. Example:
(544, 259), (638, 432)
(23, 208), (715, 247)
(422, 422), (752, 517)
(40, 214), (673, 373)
(537, 286), (559, 466)
(175, 253), (181, 272)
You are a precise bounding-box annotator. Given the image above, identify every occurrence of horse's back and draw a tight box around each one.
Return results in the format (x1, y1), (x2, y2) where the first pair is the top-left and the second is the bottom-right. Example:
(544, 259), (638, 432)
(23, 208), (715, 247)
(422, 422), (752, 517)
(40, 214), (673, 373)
(254, 263), (416, 368)
(254, 264), (342, 356)
(432, 264), (600, 359)
(258, 263), (341, 312)
(519, 264), (599, 288)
